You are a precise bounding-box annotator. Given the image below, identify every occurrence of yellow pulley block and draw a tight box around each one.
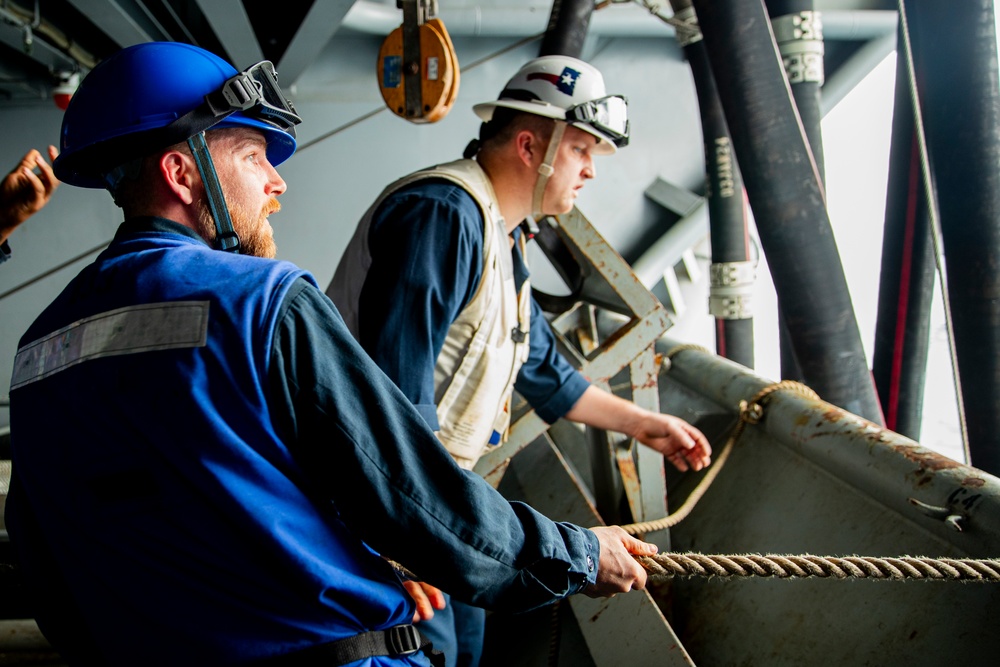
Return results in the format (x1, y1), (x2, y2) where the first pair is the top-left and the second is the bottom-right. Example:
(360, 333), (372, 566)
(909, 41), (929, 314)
(378, 17), (459, 124)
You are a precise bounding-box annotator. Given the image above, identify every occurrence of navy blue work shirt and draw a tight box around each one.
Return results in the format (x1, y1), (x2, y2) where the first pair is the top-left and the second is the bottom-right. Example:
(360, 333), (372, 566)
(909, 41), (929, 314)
(356, 180), (590, 432)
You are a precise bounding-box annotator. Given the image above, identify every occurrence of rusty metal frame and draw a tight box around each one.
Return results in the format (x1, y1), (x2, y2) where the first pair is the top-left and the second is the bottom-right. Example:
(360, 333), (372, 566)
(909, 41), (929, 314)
(655, 337), (1000, 666)
(498, 435), (695, 666)
(474, 207), (673, 532)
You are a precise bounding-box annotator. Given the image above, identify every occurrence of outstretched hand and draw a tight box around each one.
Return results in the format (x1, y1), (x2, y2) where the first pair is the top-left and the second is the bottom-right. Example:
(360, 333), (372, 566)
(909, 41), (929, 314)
(0, 146), (60, 243)
(563, 386), (712, 473)
(402, 580), (447, 622)
(583, 526), (657, 598)
(633, 412), (712, 472)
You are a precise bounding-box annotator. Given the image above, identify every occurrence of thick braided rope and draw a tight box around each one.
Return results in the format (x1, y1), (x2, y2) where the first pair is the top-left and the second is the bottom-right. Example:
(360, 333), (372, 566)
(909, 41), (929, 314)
(621, 374), (818, 535)
(637, 553), (1000, 583)
(621, 425), (736, 534)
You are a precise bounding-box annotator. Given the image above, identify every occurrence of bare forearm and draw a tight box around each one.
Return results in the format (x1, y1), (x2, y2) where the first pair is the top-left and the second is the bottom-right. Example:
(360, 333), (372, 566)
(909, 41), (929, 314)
(563, 385), (645, 436)
(563, 385), (712, 471)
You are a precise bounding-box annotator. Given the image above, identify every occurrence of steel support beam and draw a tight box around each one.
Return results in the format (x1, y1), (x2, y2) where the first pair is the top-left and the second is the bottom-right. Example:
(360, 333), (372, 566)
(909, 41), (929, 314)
(278, 1), (358, 86)
(67, 0), (166, 46)
(192, 0), (263, 69)
(475, 207), (671, 536)
(0, 20), (80, 72)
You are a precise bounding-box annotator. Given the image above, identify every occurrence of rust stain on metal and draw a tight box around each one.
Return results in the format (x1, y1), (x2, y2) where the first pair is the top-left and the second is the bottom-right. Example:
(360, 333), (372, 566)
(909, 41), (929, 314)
(963, 477), (986, 488)
(619, 460), (640, 488)
(807, 408), (891, 442)
(576, 329), (597, 352)
(819, 408), (846, 424)
(600, 323), (634, 347)
(861, 427), (890, 446)
(892, 444), (962, 471)
(635, 375), (658, 390)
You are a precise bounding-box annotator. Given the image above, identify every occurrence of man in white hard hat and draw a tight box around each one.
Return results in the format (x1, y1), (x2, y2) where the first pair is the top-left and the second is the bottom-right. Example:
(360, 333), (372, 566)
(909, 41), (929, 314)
(327, 55), (712, 667)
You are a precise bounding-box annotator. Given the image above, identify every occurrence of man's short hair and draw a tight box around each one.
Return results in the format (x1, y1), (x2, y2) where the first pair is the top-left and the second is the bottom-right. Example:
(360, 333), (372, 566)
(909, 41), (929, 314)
(110, 139), (192, 214)
(480, 108), (555, 150)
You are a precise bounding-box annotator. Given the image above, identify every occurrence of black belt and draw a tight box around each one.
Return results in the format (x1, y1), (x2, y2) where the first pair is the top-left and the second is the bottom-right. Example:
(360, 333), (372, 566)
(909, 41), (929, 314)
(263, 624), (443, 666)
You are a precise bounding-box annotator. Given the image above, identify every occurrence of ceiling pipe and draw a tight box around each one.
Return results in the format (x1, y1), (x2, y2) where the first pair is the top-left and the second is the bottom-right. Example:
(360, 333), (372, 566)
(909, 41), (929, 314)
(0, 1), (97, 69)
(341, 2), (898, 39)
(539, 0), (594, 58)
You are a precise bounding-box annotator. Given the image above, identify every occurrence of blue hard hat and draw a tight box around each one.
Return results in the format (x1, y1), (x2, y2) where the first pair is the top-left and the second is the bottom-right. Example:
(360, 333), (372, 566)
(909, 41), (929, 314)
(54, 42), (298, 189)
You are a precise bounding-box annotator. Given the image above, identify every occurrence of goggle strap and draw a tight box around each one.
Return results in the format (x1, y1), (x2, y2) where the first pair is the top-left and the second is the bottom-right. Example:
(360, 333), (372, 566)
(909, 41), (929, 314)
(187, 133), (241, 253)
(169, 61), (302, 139)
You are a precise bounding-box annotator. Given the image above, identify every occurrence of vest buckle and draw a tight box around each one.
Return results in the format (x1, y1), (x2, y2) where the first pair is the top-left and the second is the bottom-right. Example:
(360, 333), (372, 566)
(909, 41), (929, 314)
(386, 623), (421, 656)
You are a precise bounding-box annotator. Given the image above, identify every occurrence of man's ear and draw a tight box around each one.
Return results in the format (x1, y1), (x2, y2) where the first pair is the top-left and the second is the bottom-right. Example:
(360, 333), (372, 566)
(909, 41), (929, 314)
(158, 150), (198, 205)
(514, 129), (538, 168)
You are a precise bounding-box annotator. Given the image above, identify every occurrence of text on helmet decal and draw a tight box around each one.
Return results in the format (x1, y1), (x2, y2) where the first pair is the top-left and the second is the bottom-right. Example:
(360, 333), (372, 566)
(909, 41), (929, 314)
(528, 67), (580, 96)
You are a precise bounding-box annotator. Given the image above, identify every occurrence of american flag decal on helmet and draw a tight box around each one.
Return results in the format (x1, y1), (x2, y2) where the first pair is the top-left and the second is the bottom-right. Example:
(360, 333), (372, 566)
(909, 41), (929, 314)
(527, 66), (580, 95)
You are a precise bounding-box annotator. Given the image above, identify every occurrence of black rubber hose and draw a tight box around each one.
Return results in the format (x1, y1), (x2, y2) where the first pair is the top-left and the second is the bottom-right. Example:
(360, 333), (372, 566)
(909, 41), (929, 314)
(673, 1), (755, 368)
(690, 0), (883, 423)
(871, 20), (934, 442)
(904, 0), (1000, 473)
(539, 0), (594, 59)
(766, 0), (826, 381)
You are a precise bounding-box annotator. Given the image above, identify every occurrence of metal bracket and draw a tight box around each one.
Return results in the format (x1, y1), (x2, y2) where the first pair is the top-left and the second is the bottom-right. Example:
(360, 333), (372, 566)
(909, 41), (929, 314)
(709, 293), (753, 319)
(772, 11), (825, 85)
(908, 497), (965, 532)
(710, 260), (755, 287)
(709, 260), (755, 319)
(474, 207), (671, 535)
(398, 0), (438, 118)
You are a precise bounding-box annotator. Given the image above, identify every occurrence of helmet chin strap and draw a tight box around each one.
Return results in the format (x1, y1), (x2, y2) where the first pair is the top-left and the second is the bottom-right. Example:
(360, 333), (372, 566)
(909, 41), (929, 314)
(531, 121), (567, 221)
(187, 132), (241, 253)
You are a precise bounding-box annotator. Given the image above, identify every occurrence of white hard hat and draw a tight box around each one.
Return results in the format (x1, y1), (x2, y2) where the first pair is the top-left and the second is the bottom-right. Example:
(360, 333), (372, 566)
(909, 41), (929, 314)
(473, 55), (629, 155)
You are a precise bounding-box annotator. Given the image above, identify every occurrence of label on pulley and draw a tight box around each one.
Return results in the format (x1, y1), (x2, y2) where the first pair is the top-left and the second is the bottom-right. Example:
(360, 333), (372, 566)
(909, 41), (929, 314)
(382, 55), (402, 89)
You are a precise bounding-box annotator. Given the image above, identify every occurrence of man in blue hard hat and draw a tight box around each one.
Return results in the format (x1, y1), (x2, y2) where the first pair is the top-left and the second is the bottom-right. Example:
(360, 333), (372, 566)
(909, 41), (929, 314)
(4, 42), (660, 666)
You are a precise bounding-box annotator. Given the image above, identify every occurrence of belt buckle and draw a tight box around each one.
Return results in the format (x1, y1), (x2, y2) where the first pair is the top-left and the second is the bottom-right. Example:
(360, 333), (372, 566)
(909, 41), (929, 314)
(386, 624), (421, 656)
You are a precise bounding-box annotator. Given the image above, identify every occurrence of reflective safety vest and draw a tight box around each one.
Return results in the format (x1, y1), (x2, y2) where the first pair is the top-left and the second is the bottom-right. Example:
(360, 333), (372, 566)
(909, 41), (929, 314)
(329, 159), (532, 469)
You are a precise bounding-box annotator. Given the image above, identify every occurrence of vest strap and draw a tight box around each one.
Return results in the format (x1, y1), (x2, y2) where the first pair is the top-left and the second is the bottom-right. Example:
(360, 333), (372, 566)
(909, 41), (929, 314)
(262, 624), (443, 666)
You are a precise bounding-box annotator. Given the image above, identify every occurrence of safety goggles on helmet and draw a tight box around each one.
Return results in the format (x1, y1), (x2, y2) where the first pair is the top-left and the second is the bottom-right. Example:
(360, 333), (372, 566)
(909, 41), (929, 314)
(55, 43), (300, 189)
(202, 60), (302, 132)
(564, 95), (630, 148)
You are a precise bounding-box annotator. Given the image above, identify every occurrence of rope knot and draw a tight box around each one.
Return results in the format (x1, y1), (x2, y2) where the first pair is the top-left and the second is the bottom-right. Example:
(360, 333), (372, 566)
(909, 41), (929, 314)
(739, 399), (764, 425)
(620, 373), (819, 536)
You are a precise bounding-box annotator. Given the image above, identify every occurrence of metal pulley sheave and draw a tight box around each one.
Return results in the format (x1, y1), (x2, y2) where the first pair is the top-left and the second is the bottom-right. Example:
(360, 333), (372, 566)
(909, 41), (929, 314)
(378, 0), (459, 124)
